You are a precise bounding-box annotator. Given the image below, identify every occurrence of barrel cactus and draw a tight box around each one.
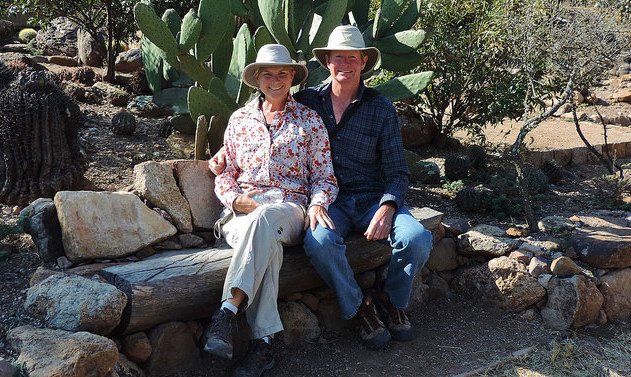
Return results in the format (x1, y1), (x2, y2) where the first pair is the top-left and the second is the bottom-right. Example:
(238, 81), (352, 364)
(444, 153), (471, 181)
(455, 187), (487, 212)
(18, 28), (38, 43)
(0, 68), (84, 205)
(464, 145), (487, 170)
(111, 111), (137, 136)
(525, 166), (549, 194)
(542, 159), (564, 184)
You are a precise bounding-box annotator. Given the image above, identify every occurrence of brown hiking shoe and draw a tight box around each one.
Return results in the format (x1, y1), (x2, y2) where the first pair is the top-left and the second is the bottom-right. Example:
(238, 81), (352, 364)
(354, 296), (391, 350)
(377, 293), (413, 342)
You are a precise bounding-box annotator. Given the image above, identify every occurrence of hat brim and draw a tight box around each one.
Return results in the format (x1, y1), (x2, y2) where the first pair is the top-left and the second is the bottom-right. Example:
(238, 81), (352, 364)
(242, 62), (309, 89)
(312, 47), (381, 74)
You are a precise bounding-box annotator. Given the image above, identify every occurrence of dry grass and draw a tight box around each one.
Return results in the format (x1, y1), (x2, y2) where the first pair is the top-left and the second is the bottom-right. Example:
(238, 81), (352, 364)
(471, 325), (631, 377)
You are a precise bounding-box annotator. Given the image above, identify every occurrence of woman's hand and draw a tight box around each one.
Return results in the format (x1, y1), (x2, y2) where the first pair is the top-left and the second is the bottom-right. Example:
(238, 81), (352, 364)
(209, 147), (227, 175)
(305, 205), (335, 231)
(233, 190), (263, 214)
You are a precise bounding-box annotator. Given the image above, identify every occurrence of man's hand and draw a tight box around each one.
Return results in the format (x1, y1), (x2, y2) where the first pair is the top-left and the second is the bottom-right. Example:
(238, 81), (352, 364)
(209, 146), (227, 175)
(305, 205), (335, 231)
(233, 190), (263, 214)
(364, 203), (396, 241)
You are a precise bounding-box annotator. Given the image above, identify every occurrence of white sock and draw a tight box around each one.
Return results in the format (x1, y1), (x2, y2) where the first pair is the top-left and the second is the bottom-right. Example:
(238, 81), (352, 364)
(221, 301), (238, 314)
(261, 336), (272, 344)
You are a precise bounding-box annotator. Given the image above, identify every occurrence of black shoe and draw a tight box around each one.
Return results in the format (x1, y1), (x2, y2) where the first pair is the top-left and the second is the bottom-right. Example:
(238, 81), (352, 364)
(377, 293), (414, 342)
(203, 308), (236, 359)
(354, 296), (391, 350)
(232, 339), (275, 377)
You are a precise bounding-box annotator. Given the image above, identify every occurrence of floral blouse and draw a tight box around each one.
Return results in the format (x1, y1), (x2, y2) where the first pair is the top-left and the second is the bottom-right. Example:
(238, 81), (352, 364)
(214, 94), (338, 211)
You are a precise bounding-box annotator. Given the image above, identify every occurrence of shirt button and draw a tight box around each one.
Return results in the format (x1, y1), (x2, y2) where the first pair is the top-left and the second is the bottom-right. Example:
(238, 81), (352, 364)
(336, 136), (341, 140)
(335, 156), (338, 160)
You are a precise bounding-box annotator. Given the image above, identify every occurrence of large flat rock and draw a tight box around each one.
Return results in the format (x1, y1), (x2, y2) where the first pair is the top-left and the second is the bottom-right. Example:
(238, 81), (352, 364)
(569, 216), (631, 268)
(55, 191), (177, 262)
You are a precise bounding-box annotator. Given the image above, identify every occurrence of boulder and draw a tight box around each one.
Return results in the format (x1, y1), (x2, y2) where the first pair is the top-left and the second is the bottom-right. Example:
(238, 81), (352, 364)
(54, 191), (177, 262)
(92, 82), (131, 107)
(551, 256), (583, 277)
(509, 250), (532, 264)
(20, 198), (64, 262)
(426, 273), (450, 299)
(77, 28), (105, 67)
(0, 44), (29, 53)
(144, 322), (201, 376)
(425, 238), (458, 272)
(538, 216), (577, 234)
(111, 354), (146, 377)
(570, 221), (631, 269)
(397, 104), (436, 147)
(36, 17), (78, 56)
(0, 359), (16, 377)
(133, 161), (193, 233)
(279, 301), (321, 344)
(452, 256), (546, 311)
(553, 103), (572, 116)
(175, 233), (205, 248)
(25, 274), (127, 335)
(121, 332), (152, 364)
(48, 55), (78, 67)
(115, 48), (143, 72)
(315, 298), (346, 331)
(0, 19), (13, 39)
(7, 325), (118, 377)
(166, 159), (222, 230)
(528, 256), (551, 277)
(598, 268), (631, 321)
(613, 90), (631, 103)
(456, 225), (520, 257)
(541, 275), (603, 330)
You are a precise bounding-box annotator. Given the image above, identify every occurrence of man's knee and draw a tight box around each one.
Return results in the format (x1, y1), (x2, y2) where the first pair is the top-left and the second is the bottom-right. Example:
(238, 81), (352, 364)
(396, 225), (433, 261)
(303, 226), (340, 258)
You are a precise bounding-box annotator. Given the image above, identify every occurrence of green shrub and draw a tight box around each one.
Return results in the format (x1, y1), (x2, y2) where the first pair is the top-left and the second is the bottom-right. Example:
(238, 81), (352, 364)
(18, 28), (37, 42)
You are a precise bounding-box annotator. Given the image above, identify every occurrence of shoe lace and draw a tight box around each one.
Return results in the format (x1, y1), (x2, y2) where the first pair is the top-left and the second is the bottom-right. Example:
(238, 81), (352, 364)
(357, 299), (383, 333)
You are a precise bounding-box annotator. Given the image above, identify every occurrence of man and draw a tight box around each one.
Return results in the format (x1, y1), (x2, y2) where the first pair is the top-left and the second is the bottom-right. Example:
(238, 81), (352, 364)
(211, 25), (433, 351)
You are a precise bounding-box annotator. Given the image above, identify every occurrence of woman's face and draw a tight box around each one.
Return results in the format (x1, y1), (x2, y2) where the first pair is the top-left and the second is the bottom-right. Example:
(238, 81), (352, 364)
(256, 66), (295, 103)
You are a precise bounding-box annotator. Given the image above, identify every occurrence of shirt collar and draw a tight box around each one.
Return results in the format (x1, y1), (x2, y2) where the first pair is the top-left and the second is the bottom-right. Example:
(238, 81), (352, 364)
(246, 93), (297, 113)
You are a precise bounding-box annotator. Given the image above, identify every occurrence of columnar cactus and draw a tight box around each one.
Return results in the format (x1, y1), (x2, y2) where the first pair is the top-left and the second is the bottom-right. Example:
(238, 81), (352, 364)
(0, 68), (84, 205)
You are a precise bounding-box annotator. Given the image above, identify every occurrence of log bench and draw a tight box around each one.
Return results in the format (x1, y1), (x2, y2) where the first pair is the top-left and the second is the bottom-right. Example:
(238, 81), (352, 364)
(99, 207), (443, 335)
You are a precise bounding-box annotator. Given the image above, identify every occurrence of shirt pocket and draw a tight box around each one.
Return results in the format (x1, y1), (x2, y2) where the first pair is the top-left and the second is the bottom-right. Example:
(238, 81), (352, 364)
(346, 133), (378, 165)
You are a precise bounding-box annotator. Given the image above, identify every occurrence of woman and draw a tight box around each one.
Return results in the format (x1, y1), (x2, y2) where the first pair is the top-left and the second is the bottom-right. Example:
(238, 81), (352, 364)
(204, 44), (338, 377)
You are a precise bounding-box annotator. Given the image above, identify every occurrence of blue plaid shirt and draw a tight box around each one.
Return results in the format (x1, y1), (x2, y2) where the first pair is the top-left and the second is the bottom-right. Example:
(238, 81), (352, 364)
(294, 82), (409, 212)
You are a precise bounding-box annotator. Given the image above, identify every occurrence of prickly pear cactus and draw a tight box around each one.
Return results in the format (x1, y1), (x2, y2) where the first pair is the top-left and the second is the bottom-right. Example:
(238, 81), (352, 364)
(525, 166), (549, 194)
(444, 153), (471, 181)
(542, 159), (563, 184)
(0, 68), (84, 206)
(455, 187), (486, 212)
(111, 111), (137, 136)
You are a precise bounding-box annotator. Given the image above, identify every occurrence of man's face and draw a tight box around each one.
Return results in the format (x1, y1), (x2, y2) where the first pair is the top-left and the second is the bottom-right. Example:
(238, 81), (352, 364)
(326, 50), (367, 85)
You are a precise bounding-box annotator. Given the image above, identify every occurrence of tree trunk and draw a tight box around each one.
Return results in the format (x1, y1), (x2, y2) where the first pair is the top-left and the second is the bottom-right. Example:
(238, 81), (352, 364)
(104, 0), (116, 83)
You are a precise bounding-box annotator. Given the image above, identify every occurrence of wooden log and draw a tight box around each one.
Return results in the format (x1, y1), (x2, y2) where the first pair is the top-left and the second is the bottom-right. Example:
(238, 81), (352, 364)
(99, 207), (443, 334)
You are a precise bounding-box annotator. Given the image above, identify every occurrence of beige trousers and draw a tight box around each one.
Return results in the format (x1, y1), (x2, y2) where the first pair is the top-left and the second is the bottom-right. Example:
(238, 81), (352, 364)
(220, 202), (305, 338)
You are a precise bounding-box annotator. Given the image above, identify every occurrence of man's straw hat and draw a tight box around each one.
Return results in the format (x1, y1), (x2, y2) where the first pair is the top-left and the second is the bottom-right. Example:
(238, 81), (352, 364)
(312, 25), (381, 74)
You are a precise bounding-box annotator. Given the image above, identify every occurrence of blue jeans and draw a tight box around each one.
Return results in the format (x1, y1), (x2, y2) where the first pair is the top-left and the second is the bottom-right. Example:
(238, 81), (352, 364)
(303, 195), (433, 320)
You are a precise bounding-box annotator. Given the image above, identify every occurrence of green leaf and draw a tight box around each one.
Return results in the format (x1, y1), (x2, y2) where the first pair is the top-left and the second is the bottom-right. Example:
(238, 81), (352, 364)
(373, 30), (425, 55)
(253, 26), (274, 52)
(135, 3), (179, 55)
(373, 71), (434, 102)
(141, 35), (163, 93)
(305, 65), (331, 87)
(287, 0), (312, 44)
(161, 9), (181, 37)
(257, 0), (296, 57)
(208, 77), (240, 112)
(188, 86), (234, 124)
(196, 0), (231, 62)
(178, 54), (213, 90)
(310, 0), (348, 50)
(352, 0), (371, 31)
(179, 9), (203, 52)
(212, 17), (235, 82)
(380, 51), (422, 72)
(376, 0), (410, 38)
(383, 0), (420, 35)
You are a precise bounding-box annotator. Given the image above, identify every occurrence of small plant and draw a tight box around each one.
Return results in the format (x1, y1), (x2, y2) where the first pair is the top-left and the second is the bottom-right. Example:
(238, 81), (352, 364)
(464, 145), (487, 170)
(25, 39), (43, 56)
(18, 28), (37, 42)
(442, 179), (465, 193)
(591, 174), (631, 210)
(542, 159), (564, 184)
